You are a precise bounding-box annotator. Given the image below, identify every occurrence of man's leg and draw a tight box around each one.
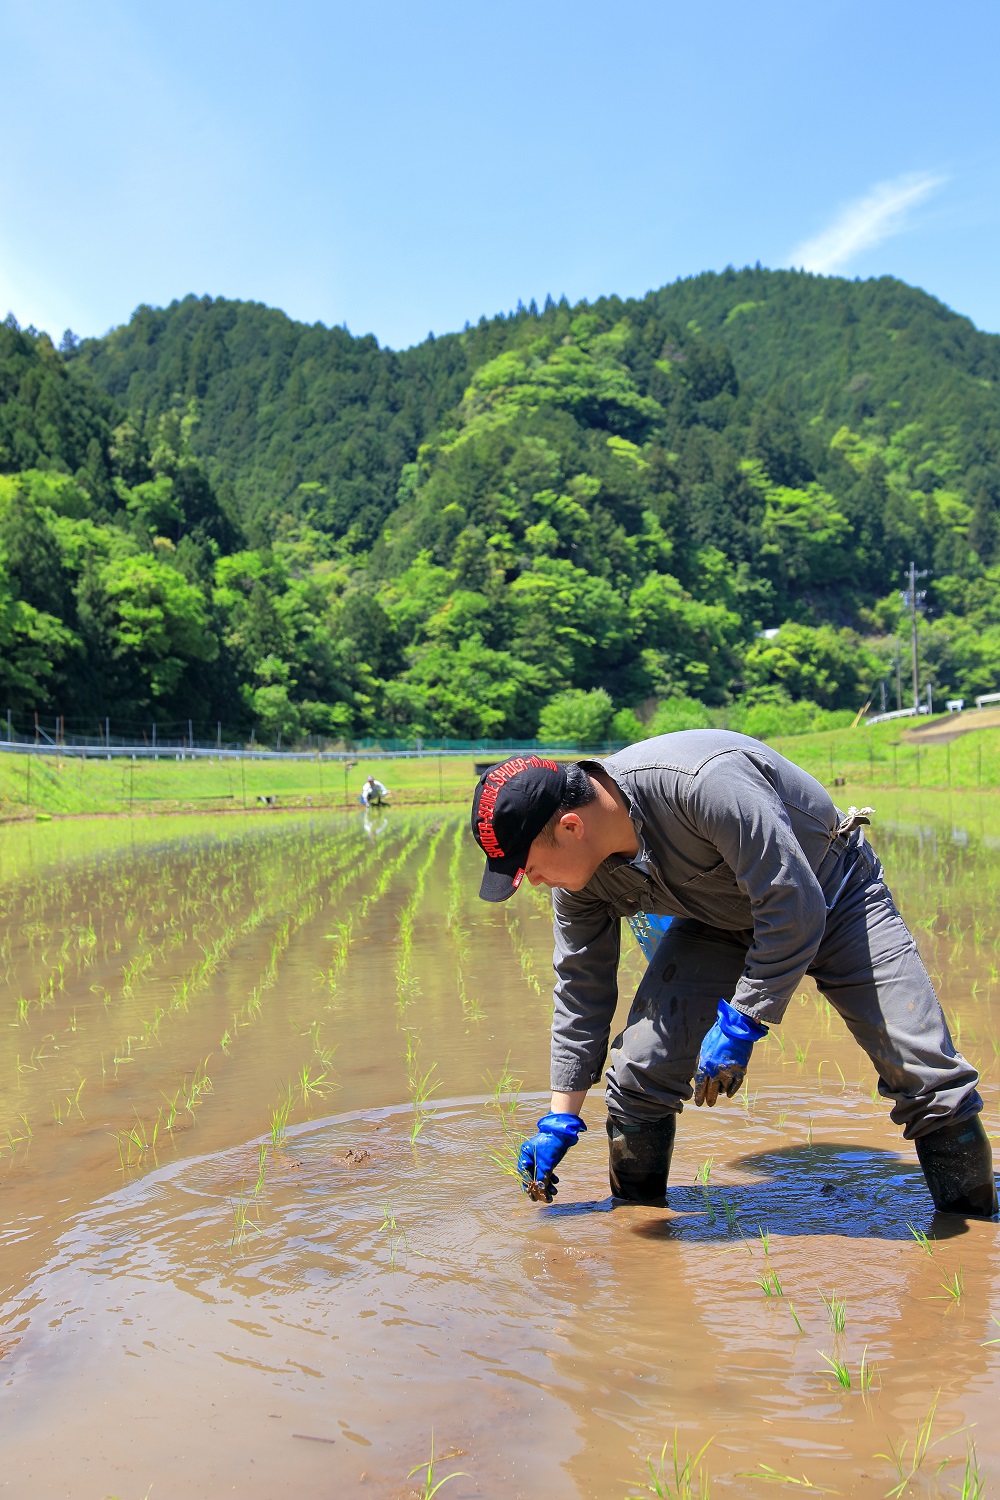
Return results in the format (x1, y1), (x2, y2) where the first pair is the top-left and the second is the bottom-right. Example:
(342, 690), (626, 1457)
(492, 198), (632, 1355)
(810, 846), (996, 1217)
(605, 920), (749, 1203)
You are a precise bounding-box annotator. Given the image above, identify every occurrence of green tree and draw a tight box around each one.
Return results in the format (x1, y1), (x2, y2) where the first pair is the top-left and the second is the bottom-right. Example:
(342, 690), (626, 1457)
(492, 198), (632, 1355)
(537, 688), (614, 746)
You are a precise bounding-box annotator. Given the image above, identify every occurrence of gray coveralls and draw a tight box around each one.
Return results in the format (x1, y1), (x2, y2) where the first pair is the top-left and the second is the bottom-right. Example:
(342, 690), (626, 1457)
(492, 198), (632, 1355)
(549, 731), (981, 1140)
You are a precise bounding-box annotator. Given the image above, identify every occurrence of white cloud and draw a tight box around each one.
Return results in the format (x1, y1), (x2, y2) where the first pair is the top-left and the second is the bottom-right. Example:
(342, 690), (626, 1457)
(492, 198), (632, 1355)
(789, 172), (947, 275)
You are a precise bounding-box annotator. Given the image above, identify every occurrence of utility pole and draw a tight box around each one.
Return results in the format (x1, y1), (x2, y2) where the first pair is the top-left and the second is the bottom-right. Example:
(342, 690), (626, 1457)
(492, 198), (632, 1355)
(901, 563), (928, 711)
(895, 647), (902, 712)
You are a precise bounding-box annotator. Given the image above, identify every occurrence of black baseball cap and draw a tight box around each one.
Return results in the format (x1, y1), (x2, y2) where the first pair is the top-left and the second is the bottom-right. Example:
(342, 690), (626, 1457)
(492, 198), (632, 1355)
(471, 756), (568, 902)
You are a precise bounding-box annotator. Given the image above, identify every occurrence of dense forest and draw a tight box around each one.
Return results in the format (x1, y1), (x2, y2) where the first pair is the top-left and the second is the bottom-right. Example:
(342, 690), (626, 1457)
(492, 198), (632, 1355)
(2, 266), (999, 744)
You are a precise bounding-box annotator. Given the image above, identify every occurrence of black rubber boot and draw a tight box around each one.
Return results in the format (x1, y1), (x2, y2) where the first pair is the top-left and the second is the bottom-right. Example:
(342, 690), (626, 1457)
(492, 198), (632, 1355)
(915, 1114), (999, 1218)
(607, 1114), (676, 1205)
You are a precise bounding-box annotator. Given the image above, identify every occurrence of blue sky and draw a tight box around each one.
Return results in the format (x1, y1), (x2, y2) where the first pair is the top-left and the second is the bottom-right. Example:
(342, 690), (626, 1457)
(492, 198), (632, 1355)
(3, 0), (998, 349)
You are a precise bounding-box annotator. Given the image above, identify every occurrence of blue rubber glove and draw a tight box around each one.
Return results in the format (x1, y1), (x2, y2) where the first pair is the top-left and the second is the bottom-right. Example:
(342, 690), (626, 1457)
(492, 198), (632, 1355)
(517, 1112), (587, 1202)
(694, 999), (768, 1106)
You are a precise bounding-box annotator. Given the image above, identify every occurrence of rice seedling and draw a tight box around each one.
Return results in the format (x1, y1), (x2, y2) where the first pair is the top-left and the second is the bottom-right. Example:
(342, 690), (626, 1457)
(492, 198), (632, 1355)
(405, 1034), (440, 1144)
(230, 1193), (260, 1249)
(758, 1269), (783, 1298)
(859, 1346), (879, 1395)
(982, 1315), (1000, 1347)
(736, 1463), (831, 1490)
(406, 1434), (468, 1499)
(938, 1268), (964, 1305)
(377, 1201), (408, 1269)
(269, 1086), (294, 1148)
(627, 1431), (713, 1500)
(252, 1144), (268, 1198)
(115, 1112), (160, 1170)
(820, 1291), (846, 1334)
(757, 1225), (771, 1256)
(954, 1438), (987, 1500)
(787, 1303), (804, 1333)
(908, 1223), (934, 1255)
(878, 1393), (958, 1499)
(721, 1199), (740, 1234)
(818, 1350), (851, 1388)
(694, 1157), (713, 1186)
(297, 1063), (331, 1103)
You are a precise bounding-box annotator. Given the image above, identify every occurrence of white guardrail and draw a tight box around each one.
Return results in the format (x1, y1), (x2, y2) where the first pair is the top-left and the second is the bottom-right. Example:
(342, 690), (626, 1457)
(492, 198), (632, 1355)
(864, 706), (930, 726)
(976, 692), (1000, 709)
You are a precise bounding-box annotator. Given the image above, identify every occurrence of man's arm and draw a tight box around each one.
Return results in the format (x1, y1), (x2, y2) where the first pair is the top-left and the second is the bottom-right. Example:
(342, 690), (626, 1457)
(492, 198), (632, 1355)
(682, 753), (829, 1027)
(550, 886), (621, 1097)
(551, 1089), (588, 1115)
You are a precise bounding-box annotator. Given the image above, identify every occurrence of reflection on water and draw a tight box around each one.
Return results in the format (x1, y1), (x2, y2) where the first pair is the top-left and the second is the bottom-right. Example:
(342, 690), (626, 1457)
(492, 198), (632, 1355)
(0, 806), (997, 1497)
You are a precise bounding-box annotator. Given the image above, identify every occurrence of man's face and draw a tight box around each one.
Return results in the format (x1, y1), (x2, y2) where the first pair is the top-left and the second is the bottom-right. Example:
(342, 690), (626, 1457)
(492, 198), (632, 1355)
(523, 814), (602, 892)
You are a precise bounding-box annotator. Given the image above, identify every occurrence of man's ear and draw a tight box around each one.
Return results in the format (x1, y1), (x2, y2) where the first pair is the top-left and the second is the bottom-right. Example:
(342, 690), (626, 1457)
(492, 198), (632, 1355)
(557, 811), (586, 841)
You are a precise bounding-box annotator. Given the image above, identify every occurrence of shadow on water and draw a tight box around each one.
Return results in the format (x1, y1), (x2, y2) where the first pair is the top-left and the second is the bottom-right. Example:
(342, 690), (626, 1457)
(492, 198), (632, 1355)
(544, 1141), (988, 1242)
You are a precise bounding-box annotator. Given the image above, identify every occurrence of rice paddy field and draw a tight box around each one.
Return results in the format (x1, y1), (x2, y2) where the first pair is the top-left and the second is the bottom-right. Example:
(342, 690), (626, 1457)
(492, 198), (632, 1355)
(0, 790), (998, 1498)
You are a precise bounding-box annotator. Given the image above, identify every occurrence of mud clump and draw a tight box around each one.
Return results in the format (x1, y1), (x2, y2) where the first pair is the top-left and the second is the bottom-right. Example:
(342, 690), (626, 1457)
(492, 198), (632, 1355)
(525, 1178), (551, 1202)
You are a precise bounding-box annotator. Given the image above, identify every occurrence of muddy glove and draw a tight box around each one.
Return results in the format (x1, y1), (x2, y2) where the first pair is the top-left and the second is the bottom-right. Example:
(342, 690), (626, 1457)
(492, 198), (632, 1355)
(517, 1112), (587, 1202)
(694, 999), (768, 1107)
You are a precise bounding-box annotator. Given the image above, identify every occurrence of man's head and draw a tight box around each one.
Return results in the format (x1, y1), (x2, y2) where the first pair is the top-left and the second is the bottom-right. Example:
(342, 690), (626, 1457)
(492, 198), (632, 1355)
(366, 776), (375, 785)
(471, 758), (601, 901)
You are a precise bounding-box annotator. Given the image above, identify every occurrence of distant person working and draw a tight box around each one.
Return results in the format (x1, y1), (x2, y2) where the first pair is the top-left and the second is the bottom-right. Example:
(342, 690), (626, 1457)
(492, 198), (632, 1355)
(361, 775), (390, 808)
(469, 734), (997, 1219)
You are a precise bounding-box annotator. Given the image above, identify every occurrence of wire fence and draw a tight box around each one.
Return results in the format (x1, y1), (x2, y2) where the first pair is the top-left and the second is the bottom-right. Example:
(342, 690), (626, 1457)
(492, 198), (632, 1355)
(0, 709), (636, 759)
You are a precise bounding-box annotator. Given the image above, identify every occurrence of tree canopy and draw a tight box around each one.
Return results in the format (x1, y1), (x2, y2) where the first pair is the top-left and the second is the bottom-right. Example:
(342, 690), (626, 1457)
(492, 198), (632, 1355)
(2, 266), (999, 742)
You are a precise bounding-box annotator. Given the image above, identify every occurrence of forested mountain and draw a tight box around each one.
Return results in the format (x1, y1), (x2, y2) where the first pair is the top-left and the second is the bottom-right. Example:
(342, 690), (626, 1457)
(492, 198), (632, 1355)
(2, 267), (999, 744)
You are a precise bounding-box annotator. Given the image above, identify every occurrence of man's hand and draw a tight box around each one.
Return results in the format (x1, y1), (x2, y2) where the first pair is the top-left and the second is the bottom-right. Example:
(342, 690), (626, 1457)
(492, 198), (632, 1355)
(694, 999), (768, 1106)
(517, 1112), (587, 1202)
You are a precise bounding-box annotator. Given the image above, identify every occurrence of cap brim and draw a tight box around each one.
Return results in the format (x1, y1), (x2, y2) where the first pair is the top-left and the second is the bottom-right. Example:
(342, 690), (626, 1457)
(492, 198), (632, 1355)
(478, 852), (529, 903)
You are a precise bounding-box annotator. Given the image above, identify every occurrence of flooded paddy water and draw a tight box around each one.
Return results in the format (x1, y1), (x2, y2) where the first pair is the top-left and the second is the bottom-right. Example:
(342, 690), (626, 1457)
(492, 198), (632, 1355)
(0, 799), (998, 1498)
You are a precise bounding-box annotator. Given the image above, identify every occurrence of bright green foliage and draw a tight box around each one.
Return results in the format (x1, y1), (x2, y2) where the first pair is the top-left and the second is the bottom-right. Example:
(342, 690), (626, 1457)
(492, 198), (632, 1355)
(2, 265), (1000, 740)
(537, 688), (614, 746)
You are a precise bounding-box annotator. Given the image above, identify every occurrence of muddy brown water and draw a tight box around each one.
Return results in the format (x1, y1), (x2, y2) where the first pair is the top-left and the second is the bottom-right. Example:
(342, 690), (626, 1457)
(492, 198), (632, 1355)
(0, 807), (998, 1498)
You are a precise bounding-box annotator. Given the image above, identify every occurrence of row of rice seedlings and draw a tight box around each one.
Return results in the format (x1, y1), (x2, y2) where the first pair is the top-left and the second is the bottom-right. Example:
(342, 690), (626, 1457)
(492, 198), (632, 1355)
(104, 833), (368, 1163)
(395, 821), (449, 1015)
(317, 827), (416, 996)
(502, 906), (544, 997)
(445, 822), (481, 1019)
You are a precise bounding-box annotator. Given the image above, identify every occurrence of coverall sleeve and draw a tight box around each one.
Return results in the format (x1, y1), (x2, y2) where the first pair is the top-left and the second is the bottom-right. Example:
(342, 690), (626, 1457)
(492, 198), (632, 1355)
(550, 887), (621, 1092)
(681, 754), (829, 1026)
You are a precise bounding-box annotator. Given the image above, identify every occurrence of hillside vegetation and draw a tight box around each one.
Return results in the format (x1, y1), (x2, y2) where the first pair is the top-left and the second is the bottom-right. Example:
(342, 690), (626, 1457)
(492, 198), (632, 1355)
(1, 267), (999, 742)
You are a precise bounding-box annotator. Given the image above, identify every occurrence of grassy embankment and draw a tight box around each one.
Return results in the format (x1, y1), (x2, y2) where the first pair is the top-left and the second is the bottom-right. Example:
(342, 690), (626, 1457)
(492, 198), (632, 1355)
(0, 750), (476, 820)
(0, 714), (998, 827)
